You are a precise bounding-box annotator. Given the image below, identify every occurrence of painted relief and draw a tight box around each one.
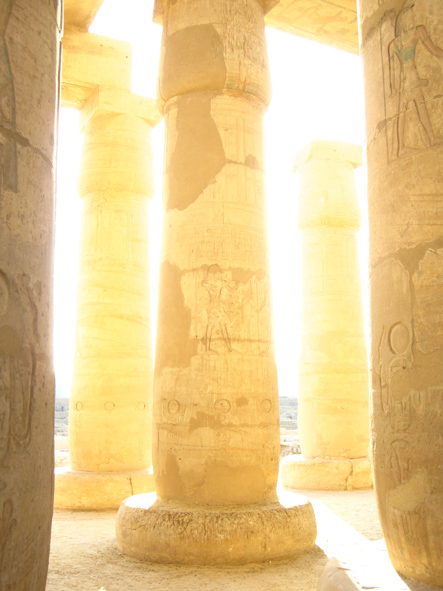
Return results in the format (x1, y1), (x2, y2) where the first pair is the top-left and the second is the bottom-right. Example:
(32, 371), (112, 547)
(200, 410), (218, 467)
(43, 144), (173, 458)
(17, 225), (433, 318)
(382, 2), (443, 160)
(0, 0), (18, 194)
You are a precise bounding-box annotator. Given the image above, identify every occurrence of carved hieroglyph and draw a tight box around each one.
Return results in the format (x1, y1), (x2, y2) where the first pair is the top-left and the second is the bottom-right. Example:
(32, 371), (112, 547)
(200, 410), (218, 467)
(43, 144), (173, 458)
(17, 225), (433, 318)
(359, 0), (443, 586)
(281, 141), (371, 492)
(59, 88), (161, 510)
(0, 0), (60, 589)
(116, 0), (317, 565)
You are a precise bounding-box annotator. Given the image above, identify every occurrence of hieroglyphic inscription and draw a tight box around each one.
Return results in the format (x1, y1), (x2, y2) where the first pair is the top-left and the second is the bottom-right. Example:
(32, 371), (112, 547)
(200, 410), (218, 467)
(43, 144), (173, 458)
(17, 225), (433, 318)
(0, 271), (35, 495)
(0, 0), (17, 194)
(0, 498), (16, 577)
(373, 256), (443, 566)
(382, 3), (443, 160)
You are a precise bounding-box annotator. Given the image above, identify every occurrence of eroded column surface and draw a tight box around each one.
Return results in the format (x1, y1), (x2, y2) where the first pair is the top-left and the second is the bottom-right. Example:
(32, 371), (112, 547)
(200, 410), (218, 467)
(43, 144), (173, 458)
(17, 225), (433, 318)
(54, 87), (161, 510)
(0, 0), (60, 589)
(281, 141), (372, 492)
(358, 1), (443, 586)
(116, 0), (316, 565)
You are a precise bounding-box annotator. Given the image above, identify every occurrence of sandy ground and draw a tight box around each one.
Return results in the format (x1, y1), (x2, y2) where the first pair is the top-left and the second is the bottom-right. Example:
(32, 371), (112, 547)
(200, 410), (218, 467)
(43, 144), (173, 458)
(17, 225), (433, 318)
(46, 487), (387, 591)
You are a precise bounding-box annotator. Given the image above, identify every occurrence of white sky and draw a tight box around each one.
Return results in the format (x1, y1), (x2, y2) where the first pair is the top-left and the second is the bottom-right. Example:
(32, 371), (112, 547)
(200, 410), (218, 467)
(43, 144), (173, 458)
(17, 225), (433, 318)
(54, 0), (368, 399)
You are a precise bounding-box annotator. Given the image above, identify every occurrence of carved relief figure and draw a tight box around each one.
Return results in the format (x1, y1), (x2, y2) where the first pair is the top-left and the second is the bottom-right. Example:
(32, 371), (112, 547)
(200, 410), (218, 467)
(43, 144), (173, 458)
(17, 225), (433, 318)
(0, 0), (18, 193)
(202, 265), (237, 352)
(388, 3), (443, 157)
(197, 266), (272, 354)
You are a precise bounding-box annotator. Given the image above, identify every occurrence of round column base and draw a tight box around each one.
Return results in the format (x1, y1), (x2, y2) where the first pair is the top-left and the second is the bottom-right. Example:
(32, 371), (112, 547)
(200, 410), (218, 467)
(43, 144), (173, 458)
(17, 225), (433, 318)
(116, 492), (317, 565)
(54, 467), (155, 510)
(281, 455), (373, 491)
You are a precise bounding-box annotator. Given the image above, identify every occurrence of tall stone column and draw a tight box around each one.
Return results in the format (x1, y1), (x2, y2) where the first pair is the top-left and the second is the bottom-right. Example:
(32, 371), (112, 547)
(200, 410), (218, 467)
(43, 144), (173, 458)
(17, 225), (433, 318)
(0, 0), (60, 589)
(358, 1), (443, 586)
(54, 87), (161, 510)
(116, 0), (316, 565)
(281, 141), (372, 491)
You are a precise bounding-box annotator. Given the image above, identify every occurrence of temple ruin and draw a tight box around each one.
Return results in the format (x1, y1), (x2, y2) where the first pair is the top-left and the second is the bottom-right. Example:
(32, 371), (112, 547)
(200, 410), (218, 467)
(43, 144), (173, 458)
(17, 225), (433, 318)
(0, 0), (442, 589)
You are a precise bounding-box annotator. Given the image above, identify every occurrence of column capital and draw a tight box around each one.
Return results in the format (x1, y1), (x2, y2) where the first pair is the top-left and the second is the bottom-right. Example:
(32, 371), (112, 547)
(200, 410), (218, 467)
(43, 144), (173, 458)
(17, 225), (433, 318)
(294, 139), (362, 231)
(153, 0), (278, 24)
(293, 140), (363, 171)
(61, 28), (132, 110)
(80, 86), (162, 130)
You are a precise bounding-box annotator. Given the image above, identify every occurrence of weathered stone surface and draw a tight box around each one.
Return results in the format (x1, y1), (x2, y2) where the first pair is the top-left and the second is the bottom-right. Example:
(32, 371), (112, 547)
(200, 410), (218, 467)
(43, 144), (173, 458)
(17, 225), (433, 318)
(116, 492), (316, 565)
(281, 455), (373, 491)
(116, 0), (316, 563)
(63, 0), (104, 30)
(359, 1), (443, 586)
(317, 557), (362, 591)
(0, 0), (60, 589)
(54, 469), (155, 510)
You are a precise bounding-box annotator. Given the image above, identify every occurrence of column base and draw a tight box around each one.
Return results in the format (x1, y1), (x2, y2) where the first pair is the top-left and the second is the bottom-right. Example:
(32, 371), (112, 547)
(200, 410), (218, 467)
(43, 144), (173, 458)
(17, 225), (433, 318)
(281, 455), (373, 491)
(54, 467), (155, 510)
(116, 492), (317, 565)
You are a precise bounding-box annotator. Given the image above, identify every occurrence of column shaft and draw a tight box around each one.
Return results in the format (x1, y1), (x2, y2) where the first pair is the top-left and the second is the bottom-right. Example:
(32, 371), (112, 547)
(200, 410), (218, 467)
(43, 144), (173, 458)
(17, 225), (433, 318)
(71, 113), (154, 472)
(55, 88), (161, 510)
(0, 0), (60, 589)
(359, 1), (443, 585)
(116, 0), (317, 565)
(281, 141), (371, 491)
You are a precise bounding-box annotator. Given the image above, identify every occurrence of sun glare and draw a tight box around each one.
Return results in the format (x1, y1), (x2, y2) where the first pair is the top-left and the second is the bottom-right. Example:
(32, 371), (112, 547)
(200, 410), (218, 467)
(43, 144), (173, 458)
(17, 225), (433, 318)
(54, 0), (368, 399)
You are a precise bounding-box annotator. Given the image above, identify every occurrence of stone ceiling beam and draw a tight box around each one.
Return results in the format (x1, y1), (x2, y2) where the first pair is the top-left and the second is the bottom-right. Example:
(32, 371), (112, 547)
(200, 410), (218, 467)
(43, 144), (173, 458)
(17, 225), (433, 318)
(265, 0), (359, 54)
(61, 27), (132, 110)
(63, 0), (106, 31)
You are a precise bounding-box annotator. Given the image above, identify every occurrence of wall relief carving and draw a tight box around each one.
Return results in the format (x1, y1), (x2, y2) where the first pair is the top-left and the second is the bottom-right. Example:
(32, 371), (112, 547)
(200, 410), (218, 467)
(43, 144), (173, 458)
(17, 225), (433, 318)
(0, 270), (36, 571)
(187, 265), (271, 355)
(381, 1), (443, 160)
(0, 0), (18, 195)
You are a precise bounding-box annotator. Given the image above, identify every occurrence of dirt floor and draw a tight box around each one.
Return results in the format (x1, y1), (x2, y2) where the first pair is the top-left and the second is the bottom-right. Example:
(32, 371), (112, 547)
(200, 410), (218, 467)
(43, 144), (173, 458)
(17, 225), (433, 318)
(46, 484), (442, 591)
(46, 487), (388, 591)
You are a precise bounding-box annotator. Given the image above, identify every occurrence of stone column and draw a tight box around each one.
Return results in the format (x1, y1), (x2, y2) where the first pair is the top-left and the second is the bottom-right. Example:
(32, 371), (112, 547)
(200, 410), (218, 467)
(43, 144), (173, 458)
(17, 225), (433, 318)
(54, 87), (161, 510)
(281, 141), (372, 491)
(358, 1), (443, 586)
(0, 0), (60, 589)
(116, 0), (317, 565)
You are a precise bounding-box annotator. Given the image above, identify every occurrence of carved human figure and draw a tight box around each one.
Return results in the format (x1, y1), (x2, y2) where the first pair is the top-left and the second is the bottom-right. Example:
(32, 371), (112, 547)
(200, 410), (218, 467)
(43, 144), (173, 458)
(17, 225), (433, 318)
(389, 3), (443, 156)
(202, 264), (237, 352)
(0, 0), (17, 193)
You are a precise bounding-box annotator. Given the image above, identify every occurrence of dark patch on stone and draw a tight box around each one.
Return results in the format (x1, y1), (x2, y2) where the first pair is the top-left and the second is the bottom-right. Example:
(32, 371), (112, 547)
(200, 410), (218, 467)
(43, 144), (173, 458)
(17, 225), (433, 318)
(236, 396), (249, 407)
(155, 261), (198, 374)
(167, 94), (226, 211)
(230, 268), (256, 285)
(245, 154), (260, 170)
(156, 451), (184, 501)
(189, 411), (226, 433)
(196, 460), (268, 505)
(161, 24), (226, 101)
